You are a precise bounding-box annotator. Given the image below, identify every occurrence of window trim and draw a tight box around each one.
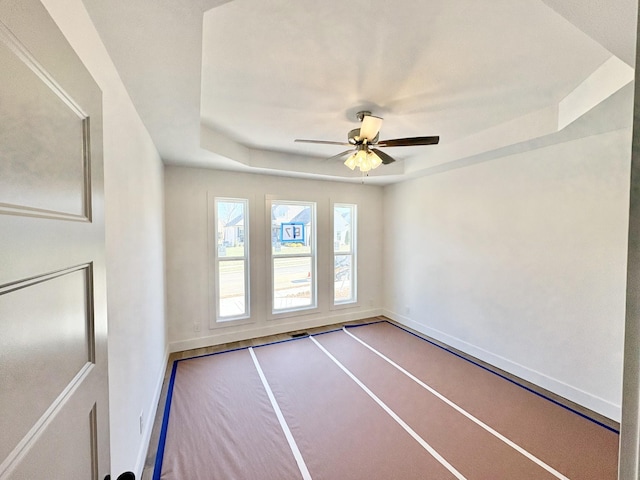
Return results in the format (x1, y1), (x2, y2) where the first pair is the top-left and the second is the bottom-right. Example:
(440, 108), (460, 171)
(331, 202), (358, 309)
(209, 196), (251, 326)
(267, 196), (318, 318)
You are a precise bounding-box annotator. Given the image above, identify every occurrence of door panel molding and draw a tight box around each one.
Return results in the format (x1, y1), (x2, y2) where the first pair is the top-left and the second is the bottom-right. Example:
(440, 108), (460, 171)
(0, 264), (96, 466)
(0, 1), (109, 477)
(0, 21), (91, 221)
(0, 363), (94, 478)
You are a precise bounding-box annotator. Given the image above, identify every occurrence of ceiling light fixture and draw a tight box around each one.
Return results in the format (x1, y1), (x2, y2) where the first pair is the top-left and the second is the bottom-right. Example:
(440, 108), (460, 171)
(296, 110), (439, 174)
(344, 145), (383, 172)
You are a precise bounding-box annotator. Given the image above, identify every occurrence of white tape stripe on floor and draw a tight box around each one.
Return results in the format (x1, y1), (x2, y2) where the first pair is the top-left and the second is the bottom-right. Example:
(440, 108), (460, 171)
(309, 336), (467, 480)
(342, 328), (571, 480)
(249, 347), (312, 480)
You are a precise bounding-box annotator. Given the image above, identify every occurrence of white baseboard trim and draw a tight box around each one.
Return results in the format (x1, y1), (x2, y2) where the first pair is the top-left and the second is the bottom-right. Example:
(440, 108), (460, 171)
(134, 344), (170, 478)
(383, 309), (621, 422)
(169, 308), (383, 353)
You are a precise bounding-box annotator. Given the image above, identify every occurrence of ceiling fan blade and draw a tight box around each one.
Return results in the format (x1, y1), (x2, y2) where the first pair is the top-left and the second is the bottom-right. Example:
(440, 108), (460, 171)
(295, 139), (351, 146)
(325, 149), (354, 162)
(359, 115), (383, 142)
(377, 136), (440, 147)
(371, 148), (397, 165)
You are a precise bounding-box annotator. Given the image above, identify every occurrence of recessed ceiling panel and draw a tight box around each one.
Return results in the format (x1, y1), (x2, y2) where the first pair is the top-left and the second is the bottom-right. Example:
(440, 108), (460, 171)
(201, 0), (611, 159)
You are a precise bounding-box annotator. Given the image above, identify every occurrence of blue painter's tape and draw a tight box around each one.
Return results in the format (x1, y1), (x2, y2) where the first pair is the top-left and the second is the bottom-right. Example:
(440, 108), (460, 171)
(152, 360), (179, 480)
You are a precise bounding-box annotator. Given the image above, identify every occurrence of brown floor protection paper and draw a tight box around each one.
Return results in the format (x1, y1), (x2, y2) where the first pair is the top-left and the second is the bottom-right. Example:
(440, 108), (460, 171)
(346, 322), (619, 480)
(159, 349), (302, 480)
(253, 338), (458, 479)
(314, 330), (560, 479)
(156, 322), (619, 479)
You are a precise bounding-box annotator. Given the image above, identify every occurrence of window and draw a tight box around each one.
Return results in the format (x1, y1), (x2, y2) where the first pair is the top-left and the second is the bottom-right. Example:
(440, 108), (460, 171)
(214, 198), (249, 321)
(271, 201), (316, 313)
(333, 203), (356, 305)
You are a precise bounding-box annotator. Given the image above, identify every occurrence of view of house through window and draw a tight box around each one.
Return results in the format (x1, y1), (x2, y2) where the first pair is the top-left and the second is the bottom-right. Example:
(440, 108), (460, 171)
(215, 198), (249, 321)
(271, 201), (316, 313)
(214, 198), (352, 317)
(334, 203), (356, 304)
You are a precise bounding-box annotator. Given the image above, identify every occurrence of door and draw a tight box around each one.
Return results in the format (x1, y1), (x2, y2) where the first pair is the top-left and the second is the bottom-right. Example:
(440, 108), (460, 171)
(0, 0), (110, 479)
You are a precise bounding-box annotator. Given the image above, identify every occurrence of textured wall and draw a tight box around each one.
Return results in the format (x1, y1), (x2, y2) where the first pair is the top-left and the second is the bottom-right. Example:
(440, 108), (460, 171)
(40, 0), (168, 475)
(383, 127), (631, 420)
(164, 166), (384, 351)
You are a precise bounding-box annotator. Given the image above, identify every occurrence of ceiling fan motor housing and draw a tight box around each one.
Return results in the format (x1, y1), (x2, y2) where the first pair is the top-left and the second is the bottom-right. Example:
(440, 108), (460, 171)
(348, 128), (378, 145)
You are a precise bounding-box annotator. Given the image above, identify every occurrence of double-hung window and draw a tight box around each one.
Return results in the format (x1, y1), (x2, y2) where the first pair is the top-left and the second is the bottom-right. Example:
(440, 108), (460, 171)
(270, 200), (316, 313)
(214, 197), (249, 321)
(333, 203), (357, 305)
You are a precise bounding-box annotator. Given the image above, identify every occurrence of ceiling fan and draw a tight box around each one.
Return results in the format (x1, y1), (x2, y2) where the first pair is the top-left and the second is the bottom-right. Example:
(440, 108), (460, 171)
(295, 111), (439, 172)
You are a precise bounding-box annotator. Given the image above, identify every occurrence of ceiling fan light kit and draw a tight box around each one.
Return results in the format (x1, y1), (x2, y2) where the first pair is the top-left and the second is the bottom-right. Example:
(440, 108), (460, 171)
(295, 111), (439, 173)
(344, 146), (383, 172)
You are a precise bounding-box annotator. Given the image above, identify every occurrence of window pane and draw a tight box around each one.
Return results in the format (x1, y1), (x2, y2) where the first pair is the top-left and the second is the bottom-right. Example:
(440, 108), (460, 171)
(273, 256), (312, 311)
(218, 260), (246, 319)
(333, 203), (356, 306)
(272, 203), (312, 255)
(217, 200), (245, 258)
(334, 255), (353, 303)
(334, 205), (352, 253)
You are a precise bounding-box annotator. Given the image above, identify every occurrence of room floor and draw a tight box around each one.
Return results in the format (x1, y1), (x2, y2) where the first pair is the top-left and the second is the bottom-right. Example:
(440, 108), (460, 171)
(142, 318), (619, 479)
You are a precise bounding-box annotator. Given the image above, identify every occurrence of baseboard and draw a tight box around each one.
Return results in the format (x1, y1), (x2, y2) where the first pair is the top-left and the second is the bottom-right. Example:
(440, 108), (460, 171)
(169, 308), (383, 353)
(383, 309), (621, 422)
(134, 345), (170, 477)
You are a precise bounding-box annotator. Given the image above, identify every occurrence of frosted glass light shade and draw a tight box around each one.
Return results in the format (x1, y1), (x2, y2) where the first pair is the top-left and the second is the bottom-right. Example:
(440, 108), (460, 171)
(344, 148), (383, 173)
(344, 148), (382, 172)
(344, 154), (357, 170)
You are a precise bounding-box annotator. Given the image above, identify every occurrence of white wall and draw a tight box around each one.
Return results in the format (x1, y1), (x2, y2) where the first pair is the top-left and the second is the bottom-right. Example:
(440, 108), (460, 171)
(41, 0), (168, 476)
(383, 127), (631, 420)
(165, 166), (383, 350)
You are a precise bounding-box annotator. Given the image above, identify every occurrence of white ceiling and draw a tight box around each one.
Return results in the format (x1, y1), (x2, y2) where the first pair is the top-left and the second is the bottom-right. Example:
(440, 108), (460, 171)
(82, 0), (637, 185)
